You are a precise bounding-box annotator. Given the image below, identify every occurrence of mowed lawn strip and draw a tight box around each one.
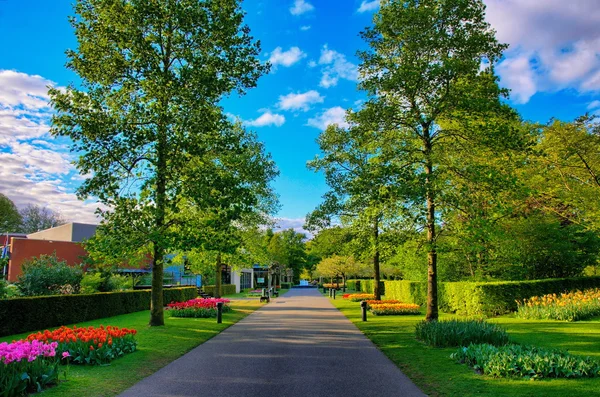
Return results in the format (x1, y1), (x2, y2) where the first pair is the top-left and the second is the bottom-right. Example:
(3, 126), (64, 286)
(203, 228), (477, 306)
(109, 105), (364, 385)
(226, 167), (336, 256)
(0, 300), (263, 396)
(330, 294), (600, 397)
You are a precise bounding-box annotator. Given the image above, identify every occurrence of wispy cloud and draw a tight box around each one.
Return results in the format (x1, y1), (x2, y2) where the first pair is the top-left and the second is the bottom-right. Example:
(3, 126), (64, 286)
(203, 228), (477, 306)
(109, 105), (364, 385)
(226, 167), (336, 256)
(268, 46), (307, 68)
(290, 0), (314, 16)
(273, 217), (312, 238)
(278, 90), (324, 111)
(244, 111), (286, 127)
(357, 0), (380, 13)
(317, 45), (358, 88)
(300, 25), (311, 31)
(307, 106), (350, 130)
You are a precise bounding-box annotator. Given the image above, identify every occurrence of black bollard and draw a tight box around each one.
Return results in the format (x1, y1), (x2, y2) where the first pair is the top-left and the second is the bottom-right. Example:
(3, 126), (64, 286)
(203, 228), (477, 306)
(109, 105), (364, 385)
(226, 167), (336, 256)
(332, 289), (336, 299)
(360, 301), (367, 322)
(216, 302), (224, 324)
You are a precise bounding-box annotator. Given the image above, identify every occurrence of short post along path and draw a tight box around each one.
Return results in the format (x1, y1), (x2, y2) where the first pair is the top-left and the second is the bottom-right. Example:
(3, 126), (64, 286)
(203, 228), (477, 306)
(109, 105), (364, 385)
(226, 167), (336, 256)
(119, 288), (426, 397)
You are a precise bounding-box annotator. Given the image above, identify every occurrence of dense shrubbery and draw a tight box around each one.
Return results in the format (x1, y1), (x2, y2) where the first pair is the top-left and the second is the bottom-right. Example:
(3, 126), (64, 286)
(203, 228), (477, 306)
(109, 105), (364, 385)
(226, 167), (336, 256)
(452, 343), (600, 379)
(517, 289), (600, 321)
(280, 282), (292, 289)
(202, 284), (236, 296)
(0, 287), (197, 337)
(349, 277), (600, 316)
(415, 320), (509, 348)
(80, 272), (133, 294)
(18, 254), (83, 296)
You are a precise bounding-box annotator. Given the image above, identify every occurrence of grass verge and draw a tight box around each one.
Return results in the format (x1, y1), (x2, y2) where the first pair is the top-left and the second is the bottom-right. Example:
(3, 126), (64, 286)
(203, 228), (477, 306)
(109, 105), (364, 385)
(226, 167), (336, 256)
(330, 294), (600, 397)
(0, 300), (263, 396)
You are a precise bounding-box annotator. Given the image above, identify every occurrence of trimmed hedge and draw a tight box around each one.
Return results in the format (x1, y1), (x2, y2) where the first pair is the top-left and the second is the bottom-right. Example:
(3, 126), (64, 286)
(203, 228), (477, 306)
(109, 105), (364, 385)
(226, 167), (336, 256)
(280, 282), (292, 289)
(0, 287), (197, 337)
(380, 277), (600, 317)
(346, 279), (385, 296)
(203, 284), (236, 297)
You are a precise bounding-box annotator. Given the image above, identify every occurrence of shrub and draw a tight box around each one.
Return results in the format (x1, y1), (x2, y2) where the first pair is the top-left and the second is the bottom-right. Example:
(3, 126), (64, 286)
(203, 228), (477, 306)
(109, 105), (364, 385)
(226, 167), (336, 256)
(202, 284), (236, 297)
(166, 298), (231, 318)
(18, 253), (83, 296)
(280, 282), (292, 289)
(346, 279), (361, 291)
(452, 343), (600, 379)
(80, 272), (104, 294)
(370, 303), (421, 315)
(0, 279), (7, 299)
(0, 340), (59, 395)
(0, 287), (196, 337)
(382, 276), (600, 316)
(107, 274), (133, 291)
(516, 288), (600, 321)
(27, 325), (137, 365)
(415, 320), (509, 348)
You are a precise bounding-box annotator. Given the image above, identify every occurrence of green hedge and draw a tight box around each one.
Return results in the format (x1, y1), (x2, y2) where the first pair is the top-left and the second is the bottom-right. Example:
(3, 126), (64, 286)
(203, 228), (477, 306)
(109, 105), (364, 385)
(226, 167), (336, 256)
(203, 284), (236, 297)
(0, 287), (197, 337)
(280, 282), (292, 289)
(380, 277), (600, 317)
(346, 279), (385, 295)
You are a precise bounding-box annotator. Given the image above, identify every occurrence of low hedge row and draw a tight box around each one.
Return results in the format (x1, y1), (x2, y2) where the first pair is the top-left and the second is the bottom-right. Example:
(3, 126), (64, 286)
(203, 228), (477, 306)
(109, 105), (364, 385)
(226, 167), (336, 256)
(280, 282), (292, 289)
(202, 284), (236, 297)
(346, 276), (600, 317)
(0, 287), (197, 337)
(346, 279), (386, 295)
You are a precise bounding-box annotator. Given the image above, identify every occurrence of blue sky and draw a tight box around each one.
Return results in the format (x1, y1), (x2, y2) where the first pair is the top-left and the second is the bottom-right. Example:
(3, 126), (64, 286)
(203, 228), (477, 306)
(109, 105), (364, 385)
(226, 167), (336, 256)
(1, 0), (599, 234)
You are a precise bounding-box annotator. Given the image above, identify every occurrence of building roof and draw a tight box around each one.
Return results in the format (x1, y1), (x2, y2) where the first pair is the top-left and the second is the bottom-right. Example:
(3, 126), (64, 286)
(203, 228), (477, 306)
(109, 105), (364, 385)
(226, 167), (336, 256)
(26, 222), (98, 243)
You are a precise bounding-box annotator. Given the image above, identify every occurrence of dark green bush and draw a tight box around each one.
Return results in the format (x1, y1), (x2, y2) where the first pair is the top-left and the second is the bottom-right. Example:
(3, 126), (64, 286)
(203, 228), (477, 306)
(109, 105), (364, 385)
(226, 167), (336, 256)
(0, 279), (7, 299)
(382, 276), (600, 316)
(0, 287), (196, 337)
(203, 284), (236, 297)
(345, 279), (361, 291)
(452, 343), (600, 379)
(280, 282), (292, 289)
(415, 319), (509, 348)
(18, 253), (84, 296)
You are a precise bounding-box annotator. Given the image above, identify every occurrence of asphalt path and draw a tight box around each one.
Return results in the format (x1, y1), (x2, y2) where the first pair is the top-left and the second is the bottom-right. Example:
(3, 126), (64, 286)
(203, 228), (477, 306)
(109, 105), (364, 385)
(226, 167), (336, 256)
(119, 288), (427, 397)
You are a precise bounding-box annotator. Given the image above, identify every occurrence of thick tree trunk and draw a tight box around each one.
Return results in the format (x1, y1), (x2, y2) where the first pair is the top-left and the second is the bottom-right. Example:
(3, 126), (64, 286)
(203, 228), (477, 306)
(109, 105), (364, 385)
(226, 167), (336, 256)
(215, 252), (222, 298)
(424, 132), (438, 322)
(373, 217), (381, 301)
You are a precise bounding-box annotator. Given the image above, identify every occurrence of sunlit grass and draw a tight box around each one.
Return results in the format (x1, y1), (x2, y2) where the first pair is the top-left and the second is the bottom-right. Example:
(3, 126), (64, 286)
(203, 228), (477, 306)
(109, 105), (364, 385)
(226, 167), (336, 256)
(330, 294), (600, 397)
(0, 300), (263, 396)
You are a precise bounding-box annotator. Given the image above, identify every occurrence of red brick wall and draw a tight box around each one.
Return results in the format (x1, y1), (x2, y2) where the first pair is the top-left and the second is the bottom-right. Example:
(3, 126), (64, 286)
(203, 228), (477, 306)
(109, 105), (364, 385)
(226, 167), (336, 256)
(7, 238), (87, 282)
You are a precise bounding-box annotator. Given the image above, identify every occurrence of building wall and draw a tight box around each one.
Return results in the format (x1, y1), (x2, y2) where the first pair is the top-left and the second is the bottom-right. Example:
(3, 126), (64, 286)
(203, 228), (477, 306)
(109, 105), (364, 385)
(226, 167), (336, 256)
(7, 238), (87, 282)
(27, 224), (74, 242)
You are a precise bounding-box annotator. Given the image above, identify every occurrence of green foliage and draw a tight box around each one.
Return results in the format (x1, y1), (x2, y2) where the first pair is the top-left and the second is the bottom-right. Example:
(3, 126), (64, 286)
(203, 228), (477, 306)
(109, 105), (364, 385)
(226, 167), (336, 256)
(280, 282), (292, 289)
(0, 193), (23, 232)
(0, 287), (196, 337)
(415, 320), (509, 348)
(267, 229), (307, 284)
(19, 204), (66, 234)
(18, 254), (83, 296)
(0, 352), (59, 396)
(0, 279), (6, 299)
(380, 277), (600, 316)
(347, 279), (386, 297)
(80, 272), (104, 294)
(452, 344), (600, 379)
(202, 284), (236, 297)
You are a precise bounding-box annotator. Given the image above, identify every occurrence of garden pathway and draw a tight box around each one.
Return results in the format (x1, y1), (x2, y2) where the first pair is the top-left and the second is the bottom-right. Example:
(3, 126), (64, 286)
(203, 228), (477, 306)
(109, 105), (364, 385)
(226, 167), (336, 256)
(119, 288), (426, 397)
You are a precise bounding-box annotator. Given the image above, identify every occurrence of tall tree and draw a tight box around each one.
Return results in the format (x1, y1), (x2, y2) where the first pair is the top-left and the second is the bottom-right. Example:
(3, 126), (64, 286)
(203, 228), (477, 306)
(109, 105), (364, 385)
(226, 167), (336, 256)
(358, 0), (509, 320)
(20, 205), (66, 234)
(267, 229), (307, 284)
(50, 0), (268, 326)
(0, 194), (22, 233)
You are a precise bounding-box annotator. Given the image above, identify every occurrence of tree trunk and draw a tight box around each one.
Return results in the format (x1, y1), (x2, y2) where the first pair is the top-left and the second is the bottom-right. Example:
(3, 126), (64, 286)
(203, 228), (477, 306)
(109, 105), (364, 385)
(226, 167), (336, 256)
(150, 123), (167, 326)
(373, 217), (382, 301)
(424, 132), (438, 322)
(215, 252), (222, 298)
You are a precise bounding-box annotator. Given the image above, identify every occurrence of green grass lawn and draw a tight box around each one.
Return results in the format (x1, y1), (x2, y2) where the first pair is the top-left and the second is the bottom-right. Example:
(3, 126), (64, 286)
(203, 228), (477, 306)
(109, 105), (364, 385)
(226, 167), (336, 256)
(1, 300), (263, 396)
(330, 294), (600, 397)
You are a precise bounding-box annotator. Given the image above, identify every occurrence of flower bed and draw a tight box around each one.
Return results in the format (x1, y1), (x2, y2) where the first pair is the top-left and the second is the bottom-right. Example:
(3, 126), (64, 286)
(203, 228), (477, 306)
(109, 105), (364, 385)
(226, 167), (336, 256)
(26, 325), (137, 365)
(343, 293), (375, 302)
(370, 303), (421, 315)
(516, 288), (600, 321)
(365, 299), (403, 308)
(323, 283), (344, 289)
(452, 343), (600, 379)
(166, 298), (231, 318)
(1, 340), (59, 395)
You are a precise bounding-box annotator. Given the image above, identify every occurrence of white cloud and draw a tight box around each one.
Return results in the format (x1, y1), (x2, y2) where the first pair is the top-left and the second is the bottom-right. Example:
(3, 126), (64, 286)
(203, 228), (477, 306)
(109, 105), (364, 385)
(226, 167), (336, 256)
(244, 111), (286, 127)
(0, 69), (102, 225)
(300, 25), (311, 31)
(587, 100), (600, 110)
(317, 45), (358, 88)
(273, 217), (312, 238)
(290, 0), (314, 16)
(268, 46), (307, 68)
(358, 0), (380, 13)
(307, 106), (350, 130)
(278, 90), (324, 111)
(308, 60), (317, 68)
(485, 0), (600, 103)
